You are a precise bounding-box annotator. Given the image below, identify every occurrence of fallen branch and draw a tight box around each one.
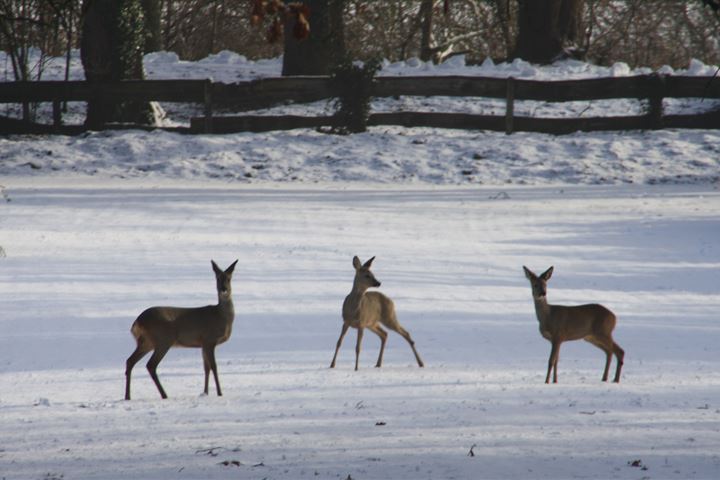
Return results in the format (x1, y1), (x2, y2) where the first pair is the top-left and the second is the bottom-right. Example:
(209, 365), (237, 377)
(468, 444), (477, 457)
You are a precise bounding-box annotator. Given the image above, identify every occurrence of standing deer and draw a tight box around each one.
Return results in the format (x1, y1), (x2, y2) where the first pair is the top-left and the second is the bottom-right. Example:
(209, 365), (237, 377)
(523, 266), (624, 384)
(124, 260), (238, 400)
(330, 256), (424, 371)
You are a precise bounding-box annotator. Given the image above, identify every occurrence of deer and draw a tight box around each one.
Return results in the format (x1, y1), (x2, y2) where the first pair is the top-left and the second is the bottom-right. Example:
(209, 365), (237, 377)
(124, 260), (238, 400)
(330, 255), (424, 371)
(523, 266), (624, 384)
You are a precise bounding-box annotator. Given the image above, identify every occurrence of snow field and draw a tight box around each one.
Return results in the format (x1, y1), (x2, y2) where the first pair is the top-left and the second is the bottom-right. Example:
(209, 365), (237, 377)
(2, 127), (719, 185)
(1, 180), (718, 479)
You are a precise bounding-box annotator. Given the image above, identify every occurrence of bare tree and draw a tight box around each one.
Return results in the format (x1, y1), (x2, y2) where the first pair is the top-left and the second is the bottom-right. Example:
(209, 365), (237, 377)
(585, 0), (720, 68)
(141, 0), (162, 52)
(513, 0), (585, 64)
(493, 0), (517, 59)
(81, 0), (156, 128)
(418, 0), (434, 61)
(0, 0), (76, 120)
(2, 0), (719, 96)
(282, 0), (346, 76)
(344, 1), (418, 61)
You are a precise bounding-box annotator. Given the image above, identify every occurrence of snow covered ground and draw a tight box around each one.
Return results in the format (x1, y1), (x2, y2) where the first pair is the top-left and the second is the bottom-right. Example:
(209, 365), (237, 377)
(2, 126), (719, 185)
(1, 51), (719, 185)
(1, 179), (719, 479)
(1, 52), (719, 479)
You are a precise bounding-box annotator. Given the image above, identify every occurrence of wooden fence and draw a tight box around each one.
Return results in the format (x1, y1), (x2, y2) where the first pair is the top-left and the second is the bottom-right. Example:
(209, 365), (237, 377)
(1, 74), (718, 135)
(0, 79), (211, 134)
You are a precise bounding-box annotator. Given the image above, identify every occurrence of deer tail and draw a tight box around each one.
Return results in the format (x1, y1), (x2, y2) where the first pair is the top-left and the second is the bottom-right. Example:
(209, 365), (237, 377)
(130, 321), (144, 342)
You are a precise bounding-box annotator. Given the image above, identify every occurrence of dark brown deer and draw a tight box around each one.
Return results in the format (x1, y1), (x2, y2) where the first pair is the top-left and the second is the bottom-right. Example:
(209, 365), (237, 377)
(523, 266), (624, 383)
(330, 256), (424, 371)
(124, 260), (238, 400)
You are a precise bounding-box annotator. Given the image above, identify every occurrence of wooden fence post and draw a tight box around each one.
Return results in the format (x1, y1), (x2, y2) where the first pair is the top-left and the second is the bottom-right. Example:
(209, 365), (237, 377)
(204, 79), (213, 133)
(648, 73), (665, 129)
(505, 77), (515, 135)
(52, 99), (62, 131)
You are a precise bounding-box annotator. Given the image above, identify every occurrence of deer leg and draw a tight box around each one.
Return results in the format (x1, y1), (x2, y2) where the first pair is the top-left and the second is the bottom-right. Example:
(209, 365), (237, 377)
(396, 326), (424, 367)
(330, 323), (350, 368)
(369, 325), (388, 368)
(602, 350), (612, 382)
(612, 341), (625, 383)
(205, 345), (222, 396)
(202, 348), (211, 395)
(146, 344), (171, 399)
(355, 327), (365, 371)
(125, 343), (151, 400)
(546, 341), (560, 384)
(586, 336), (613, 381)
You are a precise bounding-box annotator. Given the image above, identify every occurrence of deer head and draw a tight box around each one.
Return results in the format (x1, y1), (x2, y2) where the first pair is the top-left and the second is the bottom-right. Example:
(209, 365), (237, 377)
(352, 255), (381, 290)
(523, 265), (553, 299)
(212, 259), (238, 301)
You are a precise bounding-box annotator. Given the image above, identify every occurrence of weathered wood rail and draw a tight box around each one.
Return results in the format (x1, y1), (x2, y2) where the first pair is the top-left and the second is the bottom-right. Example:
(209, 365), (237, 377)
(1, 75), (718, 135)
(0, 79), (211, 134)
(192, 74), (720, 134)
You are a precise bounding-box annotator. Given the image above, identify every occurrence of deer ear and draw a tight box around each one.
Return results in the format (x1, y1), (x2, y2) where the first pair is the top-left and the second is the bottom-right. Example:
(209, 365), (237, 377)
(211, 260), (222, 275)
(225, 259), (238, 275)
(523, 266), (534, 280)
(363, 256), (376, 269)
(541, 266), (554, 280)
(352, 256), (362, 270)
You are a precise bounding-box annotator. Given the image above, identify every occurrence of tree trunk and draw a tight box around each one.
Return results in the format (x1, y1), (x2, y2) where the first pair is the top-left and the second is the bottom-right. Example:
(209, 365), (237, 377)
(419, 0), (434, 62)
(513, 0), (584, 64)
(81, 0), (155, 128)
(282, 0), (346, 76)
(494, 0), (515, 60)
(141, 0), (162, 52)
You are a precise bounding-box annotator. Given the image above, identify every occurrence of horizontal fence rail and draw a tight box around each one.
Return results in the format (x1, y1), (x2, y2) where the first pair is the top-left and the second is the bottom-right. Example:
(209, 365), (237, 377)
(1, 75), (719, 135)
(0, 79), (210, 103)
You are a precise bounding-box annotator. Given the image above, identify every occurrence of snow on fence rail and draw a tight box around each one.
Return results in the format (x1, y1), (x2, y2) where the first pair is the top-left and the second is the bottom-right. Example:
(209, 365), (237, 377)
(0, 75), (718, 135)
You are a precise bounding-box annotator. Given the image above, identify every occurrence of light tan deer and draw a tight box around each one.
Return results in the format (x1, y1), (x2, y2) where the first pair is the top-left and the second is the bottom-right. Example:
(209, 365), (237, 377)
(523, 266), (624, 384)
(330, 256), (424, 371)
(124, 260), (238, 400)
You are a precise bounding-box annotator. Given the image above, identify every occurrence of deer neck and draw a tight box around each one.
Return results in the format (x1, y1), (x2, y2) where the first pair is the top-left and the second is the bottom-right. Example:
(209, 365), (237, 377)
(533, 295), (551, 324)
(345, 282), (368, 316)
(217, 294), (235, 320)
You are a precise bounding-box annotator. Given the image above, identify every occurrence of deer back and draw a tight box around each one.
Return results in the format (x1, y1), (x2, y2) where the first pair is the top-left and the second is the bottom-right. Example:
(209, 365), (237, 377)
(544, 303), (616, 342)
(133, 303), (234, 348)
(343, 290), (397, 329)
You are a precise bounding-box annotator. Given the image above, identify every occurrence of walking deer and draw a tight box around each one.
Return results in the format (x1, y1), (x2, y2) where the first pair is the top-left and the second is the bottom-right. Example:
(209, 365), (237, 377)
(523, 266), (624, 384)
(124, 260), (238, 400)
(330, 256), (424, 371)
